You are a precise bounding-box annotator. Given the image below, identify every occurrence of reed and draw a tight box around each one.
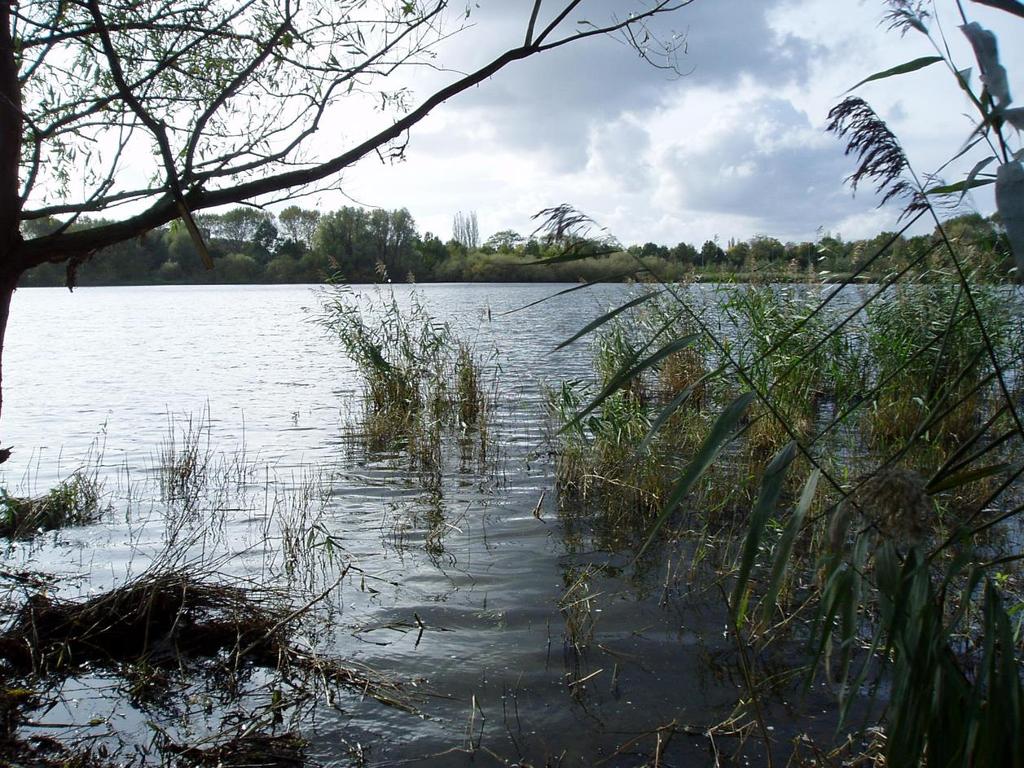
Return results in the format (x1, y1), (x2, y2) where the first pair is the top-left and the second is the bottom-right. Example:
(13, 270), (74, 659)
(318, 280), (493, 472)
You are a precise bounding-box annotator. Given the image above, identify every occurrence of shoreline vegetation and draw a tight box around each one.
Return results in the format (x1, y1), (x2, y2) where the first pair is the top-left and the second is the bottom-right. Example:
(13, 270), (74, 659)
(19, 205), (1015, 288)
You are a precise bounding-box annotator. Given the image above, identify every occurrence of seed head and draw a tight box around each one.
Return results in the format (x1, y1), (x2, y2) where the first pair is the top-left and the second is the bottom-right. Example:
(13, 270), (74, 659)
(859, 466), (932, 545)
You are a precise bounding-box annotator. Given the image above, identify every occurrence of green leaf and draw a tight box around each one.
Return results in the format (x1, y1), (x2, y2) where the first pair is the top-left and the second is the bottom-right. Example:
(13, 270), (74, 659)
(498, 274), (639, 317)
(926, 461), (1012, 494)
(554, 290), (661, 351)
(732, 441), (799, 625)
(635, 392), (755, 559)
(963, 155), (997, 199)
(846, 56), (943, 92)
(761, 469), (820, 622)
(524, 244), (621, 266)
(925, 177), (995, 195)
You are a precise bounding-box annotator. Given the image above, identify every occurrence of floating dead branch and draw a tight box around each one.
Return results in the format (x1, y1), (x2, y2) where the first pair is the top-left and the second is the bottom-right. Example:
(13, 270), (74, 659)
(0, 567), (416, 713)
(0, 569), (288, 673)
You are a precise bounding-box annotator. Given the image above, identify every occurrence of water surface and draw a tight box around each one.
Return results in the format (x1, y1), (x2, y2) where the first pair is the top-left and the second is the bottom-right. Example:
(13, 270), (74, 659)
(1, 283), (840, 766)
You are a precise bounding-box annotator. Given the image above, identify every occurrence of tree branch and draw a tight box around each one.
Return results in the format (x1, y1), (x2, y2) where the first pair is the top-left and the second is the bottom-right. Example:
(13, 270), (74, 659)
(85, 0), (212, 267)
(18, 0), (688, 270)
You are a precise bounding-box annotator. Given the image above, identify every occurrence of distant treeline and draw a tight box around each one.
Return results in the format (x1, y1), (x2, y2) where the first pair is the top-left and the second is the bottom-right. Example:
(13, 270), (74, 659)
(19, 206), (1013, 287)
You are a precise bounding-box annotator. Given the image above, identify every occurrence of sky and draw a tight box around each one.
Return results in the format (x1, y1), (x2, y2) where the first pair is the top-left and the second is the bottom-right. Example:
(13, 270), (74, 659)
(307, 0), (1023, 248)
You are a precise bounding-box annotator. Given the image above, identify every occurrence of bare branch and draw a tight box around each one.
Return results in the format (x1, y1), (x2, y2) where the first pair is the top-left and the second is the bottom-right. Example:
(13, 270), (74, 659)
(525, 0), (543, 46)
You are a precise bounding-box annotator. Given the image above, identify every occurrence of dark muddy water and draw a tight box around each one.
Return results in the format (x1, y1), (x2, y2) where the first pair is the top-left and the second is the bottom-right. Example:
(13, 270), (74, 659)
(0, 284), (848, 766)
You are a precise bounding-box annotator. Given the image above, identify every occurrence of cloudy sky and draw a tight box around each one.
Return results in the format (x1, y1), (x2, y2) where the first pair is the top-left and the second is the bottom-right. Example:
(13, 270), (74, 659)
(314, 0), (1023, 248)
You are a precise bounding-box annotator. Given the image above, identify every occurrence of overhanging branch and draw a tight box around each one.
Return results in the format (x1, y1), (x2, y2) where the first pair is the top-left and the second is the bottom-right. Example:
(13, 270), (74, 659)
(19, 0), (689, 269)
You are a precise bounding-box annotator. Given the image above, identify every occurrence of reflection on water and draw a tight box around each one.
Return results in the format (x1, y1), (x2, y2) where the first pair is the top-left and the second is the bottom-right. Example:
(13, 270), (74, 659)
(0, 284), (843, 765)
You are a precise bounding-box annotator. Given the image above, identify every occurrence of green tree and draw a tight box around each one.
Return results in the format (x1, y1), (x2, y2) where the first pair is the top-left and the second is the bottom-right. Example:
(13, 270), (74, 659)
(699, 240), (724, 267)
(414, 233), (448, 278)
(748, 235), (785, 264)
(670, 241), (698, 264)
(217, 253), (261, 283)
(638, 241), (669, 259)
(483, 230), (525, 254)
(278, 206), (321, 251)
(314, 207), (373, 279)
(726, 240), (750, 268)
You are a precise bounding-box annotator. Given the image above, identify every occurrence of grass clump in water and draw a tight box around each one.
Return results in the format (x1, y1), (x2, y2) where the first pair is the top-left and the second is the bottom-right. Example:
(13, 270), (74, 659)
(318, 278), (492, 472)
(0, 471), (104, 539)
(552, 321), (682, 547)
(719, 283), (864, 458)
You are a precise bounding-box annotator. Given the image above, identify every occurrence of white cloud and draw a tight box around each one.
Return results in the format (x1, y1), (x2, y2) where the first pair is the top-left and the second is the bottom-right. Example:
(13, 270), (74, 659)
(305, 0), (1023, 247)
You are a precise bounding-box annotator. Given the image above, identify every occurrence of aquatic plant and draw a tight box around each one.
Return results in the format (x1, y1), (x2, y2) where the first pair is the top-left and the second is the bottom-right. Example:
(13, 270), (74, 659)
(863, 268), (1011, 456)
(318, 278), (492, 472)
(550, 317), (691, 549)
(158, 410), (213, 514)
(0, 470), (104, 539)
(731, 7), (1024, 764)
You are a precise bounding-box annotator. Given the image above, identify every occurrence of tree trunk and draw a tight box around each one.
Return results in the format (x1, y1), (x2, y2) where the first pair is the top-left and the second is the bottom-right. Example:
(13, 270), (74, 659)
(1, 0), (23, 449)
(0, 268), (16, 428)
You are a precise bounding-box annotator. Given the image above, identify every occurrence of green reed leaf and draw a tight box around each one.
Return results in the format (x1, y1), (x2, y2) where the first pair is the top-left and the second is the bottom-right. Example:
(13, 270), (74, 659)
(925, 177), (994, 196)
(846, 56), (943, 92)
(970, 0), (1024, 23)
(733, 441), (798, 625)
(554, 290), (661, 351)
(926, 461), (1012, 494)
(761, 469), (820, 622)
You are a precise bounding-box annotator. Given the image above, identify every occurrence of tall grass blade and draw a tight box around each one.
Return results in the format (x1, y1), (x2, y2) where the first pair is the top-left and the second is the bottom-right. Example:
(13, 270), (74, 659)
(554, 290), (661, 351)
(498, 275), (638, 317)
(926, 461), (1013, 494)
(970, 0), (1024, 20)
(732, 441), (798, 625)
(925, 177), (994, 196)
(524, 245), (622, 266)
(846, 55), (943, 92)
(760, 468), (820, 622)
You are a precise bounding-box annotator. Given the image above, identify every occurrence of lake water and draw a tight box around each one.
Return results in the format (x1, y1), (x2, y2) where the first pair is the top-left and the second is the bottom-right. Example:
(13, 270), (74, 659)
(0, 283), (848, 766)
